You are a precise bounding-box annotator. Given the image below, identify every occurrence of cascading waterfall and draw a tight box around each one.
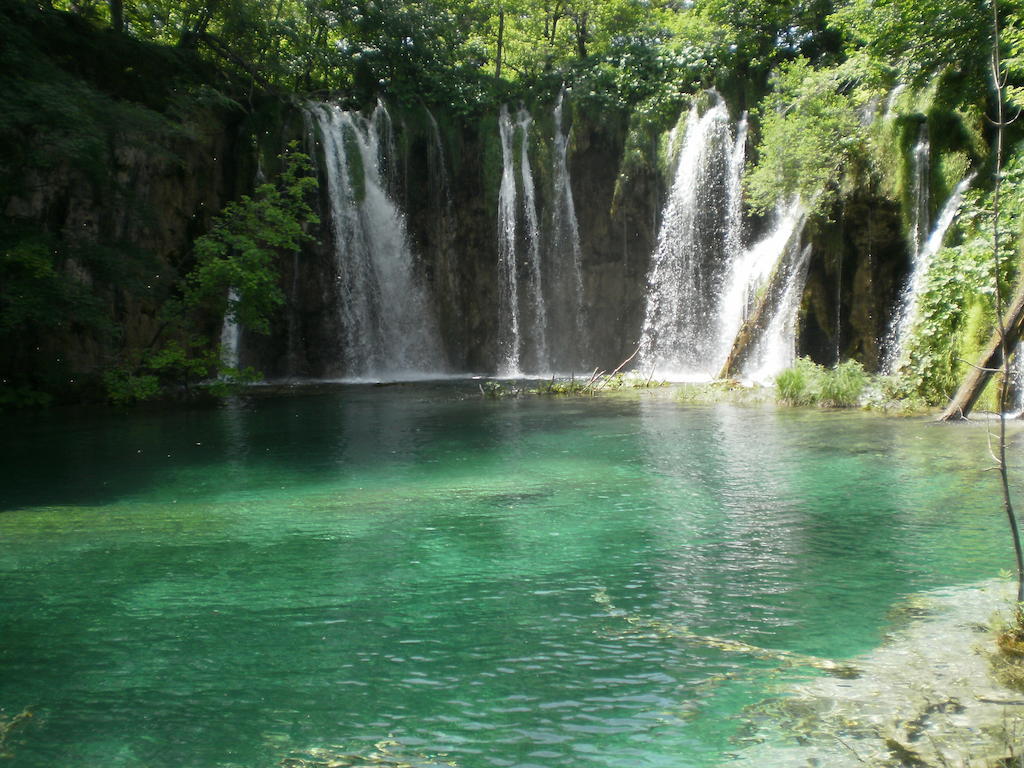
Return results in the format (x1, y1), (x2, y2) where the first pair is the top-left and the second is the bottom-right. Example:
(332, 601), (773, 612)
(716, 199), (806, 377)
(638, 96), (742, 378)
(496, 105), (547, 375)
(886, 171), (976, 372)
(739, 238), (814, 383)
(310, 100), (445, 379)
(713, 113), (750, 361)
(424, 107), (461, 344)
(497, 107), (522, 375)
(425, 108), (453, 221)
(909, 124), (931, 260)
(548, 87), (586, 370)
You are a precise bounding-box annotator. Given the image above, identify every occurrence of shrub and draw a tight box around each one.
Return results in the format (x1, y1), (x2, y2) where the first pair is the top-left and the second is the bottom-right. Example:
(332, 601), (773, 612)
(775, 358), (868, 408)
(819, 360), (868, 407)
(775, 357), (823, 405)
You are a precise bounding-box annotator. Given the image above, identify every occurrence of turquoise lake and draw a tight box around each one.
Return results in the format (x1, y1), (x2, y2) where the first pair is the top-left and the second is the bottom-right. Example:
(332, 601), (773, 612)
(0, 385), (1017, 767)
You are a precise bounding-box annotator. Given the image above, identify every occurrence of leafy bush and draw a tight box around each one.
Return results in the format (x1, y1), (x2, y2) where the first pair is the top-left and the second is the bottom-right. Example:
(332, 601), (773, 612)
(103, 338), (261, 404)
(745, 58), (867, 217)
(0, 385), (54, 408)
(102, 369), (161, 405)
(186, 143), (318, 334)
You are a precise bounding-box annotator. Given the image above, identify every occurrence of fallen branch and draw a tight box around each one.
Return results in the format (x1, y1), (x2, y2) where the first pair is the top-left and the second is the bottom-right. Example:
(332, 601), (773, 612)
(595, 346), (642, 392)
(593, 588), (860, 678)
(609, 345), (641, 378)
(976, 696), (1024, 705)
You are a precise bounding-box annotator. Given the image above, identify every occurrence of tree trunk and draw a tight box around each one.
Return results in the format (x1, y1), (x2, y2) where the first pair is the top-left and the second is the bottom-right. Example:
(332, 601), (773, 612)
(938, 279), (1024, 421)
(575, 10), (588, 58)
(109, 0), (123, 32)
(719, 264), (785, 379)
(719, 244), (811, 379)
(495, 9), (505, 80)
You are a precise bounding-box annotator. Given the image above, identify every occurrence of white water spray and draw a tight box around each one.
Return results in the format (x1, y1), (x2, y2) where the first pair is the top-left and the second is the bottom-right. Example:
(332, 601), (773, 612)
(716, 199), (807, 376)
(549, 87), (585, 370)
(886, 172), (975, 372)
(638, 96), (744, 378)
(219, 287), (241, 370)
(310, 100), (445, 378)
(496, 105), (547, 375)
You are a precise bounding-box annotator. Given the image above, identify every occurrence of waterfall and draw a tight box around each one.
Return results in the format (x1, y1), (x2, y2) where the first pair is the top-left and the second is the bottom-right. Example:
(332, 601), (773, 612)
(884, 84), (907, 117)
(496, 105), (547, 375)
(714, 112), (749, 360)
(548, 87), (585, 370)
(219, 287), (241, 370)
(909, 124), (931, 262)
(425, 108), (453, 221)
(716, 199), (806, 378)
(497, 107), (522, 375)
(424, 107), (461, 355)
(310, 100), (445, 379)
(739, 239), (814, 383)
(638, 96), (741, 378)
(886, 172), (975, 372)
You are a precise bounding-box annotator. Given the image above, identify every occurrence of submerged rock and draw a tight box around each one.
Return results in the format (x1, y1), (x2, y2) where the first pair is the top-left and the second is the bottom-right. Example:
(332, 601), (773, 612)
(731, 580), (1023, 767)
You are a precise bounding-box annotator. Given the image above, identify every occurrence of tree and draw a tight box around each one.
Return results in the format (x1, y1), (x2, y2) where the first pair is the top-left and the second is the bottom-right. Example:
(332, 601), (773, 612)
(828, 0), (991, 93)
(102, 143), (319, 404)
(982, 0), (1023, 605)
(744, 58), (865, 216)
(185, 142), (318, 334)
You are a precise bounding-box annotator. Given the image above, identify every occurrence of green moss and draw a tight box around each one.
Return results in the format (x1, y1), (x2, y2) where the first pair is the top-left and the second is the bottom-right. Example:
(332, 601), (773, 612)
(656, 101), (692, 177)
(937, 151), (970, 198)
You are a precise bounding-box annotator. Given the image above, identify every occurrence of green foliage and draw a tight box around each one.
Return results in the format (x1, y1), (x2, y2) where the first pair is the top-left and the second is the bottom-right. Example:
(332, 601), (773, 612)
(818, 359), (868, 406)
(103, 368), (161, 405)
(103, 338), (261, 403)
(186, 143), (318, 334)
(775, 357), (867, 407)
(775, 357), (823, 405)
(698, 0), (841, 75)
(0, 385), (54, 409)
(0, 0), (209, 198)
(828, 0), (991, 93)
(101, 145), (319, 405)
(895, 148), (1024, 404)
(745, 58), (866, 216)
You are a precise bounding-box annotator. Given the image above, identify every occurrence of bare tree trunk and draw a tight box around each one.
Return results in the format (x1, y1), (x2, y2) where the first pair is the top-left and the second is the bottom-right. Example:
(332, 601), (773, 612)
(938, 281), (1024, 420)
(988, 0), (1023, 604)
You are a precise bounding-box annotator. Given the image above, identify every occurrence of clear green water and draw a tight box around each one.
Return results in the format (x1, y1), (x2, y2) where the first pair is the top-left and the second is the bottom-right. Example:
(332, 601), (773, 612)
(0, 386), (1016, 767)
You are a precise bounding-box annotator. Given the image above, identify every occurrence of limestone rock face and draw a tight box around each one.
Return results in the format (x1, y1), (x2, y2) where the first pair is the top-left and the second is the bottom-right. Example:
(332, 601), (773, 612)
(2, 104), (237, 395)
(799, 194), (908, 371)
